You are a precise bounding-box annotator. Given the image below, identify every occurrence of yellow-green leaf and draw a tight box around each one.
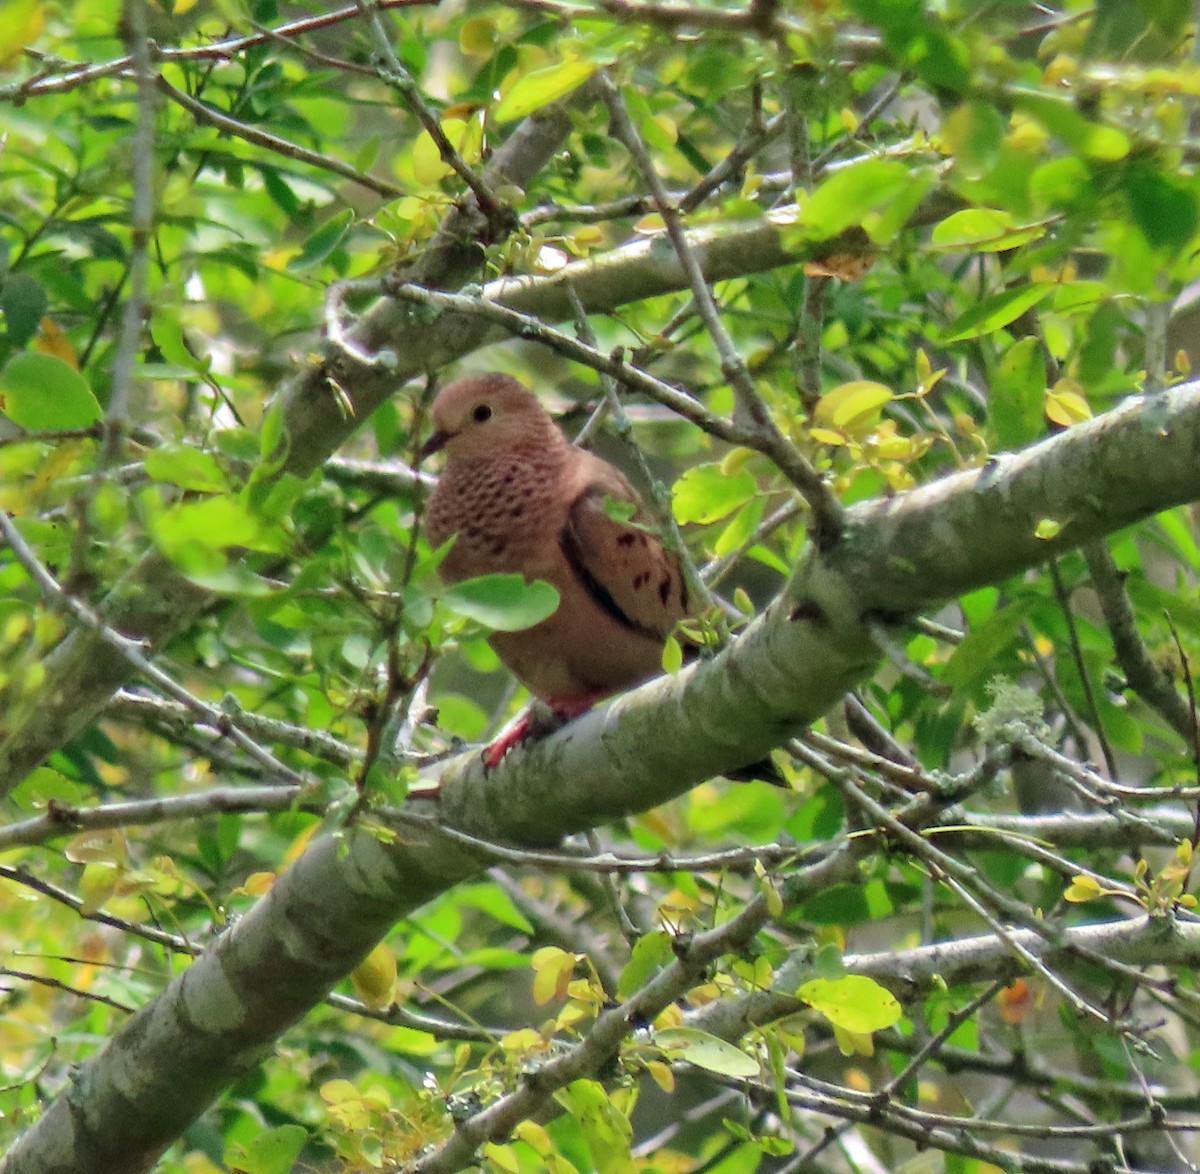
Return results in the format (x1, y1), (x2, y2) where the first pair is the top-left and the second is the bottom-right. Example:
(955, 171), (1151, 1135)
(1063, 874), (1103, 902)
(483, 1142), (521, 1173)
(645, 1059), (675, 1092)
(661, 634), (684, 674)
(555, 1079), (633, 1174)
(79, 862), (122, 915)
(617, 930), (673, 999)
(797, 975), (902, 1033)
(0, 0), (44, 67)
(513, 1120), (554, 1156)
(459, 16), (497, 55)
(930, 209), (1047, 252)
(655, 1027), (760, 1077)
(495, 57), (596, 122)
(351, 942), (397, 1010)
(832, 1025), (875, 1057)
(1044, 384), (1092, 426)
(531, 945), (578, 1004)
(814, 380), (893, 434)
(225, 1124), (308, 1174)
(672, 463), (757, 524)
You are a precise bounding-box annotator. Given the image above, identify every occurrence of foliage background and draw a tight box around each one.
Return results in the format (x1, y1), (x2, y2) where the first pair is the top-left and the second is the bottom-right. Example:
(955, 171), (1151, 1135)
(4, 0), (1200, 1171)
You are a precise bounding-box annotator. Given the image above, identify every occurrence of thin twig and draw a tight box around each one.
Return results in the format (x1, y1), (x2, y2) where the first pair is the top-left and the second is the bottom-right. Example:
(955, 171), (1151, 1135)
(0, 0), (439, 101)
(157, 77), (405, 198)
(1086, 539), (1195, 743)
(353, 0), (508, 225)
(1049, 558), (1118, 778)
(599, 75), (844, 545)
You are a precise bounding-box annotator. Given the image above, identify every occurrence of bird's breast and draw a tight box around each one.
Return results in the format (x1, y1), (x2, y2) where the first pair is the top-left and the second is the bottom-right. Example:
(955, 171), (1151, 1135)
(428, 456), (567, 582)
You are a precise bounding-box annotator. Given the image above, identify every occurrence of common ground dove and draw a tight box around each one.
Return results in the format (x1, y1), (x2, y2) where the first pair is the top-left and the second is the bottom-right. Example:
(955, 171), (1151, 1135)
(422, 372), (690, 765)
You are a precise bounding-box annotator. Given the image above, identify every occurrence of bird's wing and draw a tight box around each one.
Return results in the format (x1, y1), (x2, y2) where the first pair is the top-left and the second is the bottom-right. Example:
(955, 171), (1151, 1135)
(560, 457), (690, 640)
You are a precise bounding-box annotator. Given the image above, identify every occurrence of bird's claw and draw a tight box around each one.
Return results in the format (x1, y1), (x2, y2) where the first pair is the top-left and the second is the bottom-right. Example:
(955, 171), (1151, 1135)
(480, 696), (603, 770)
(481, 716), (533, 769)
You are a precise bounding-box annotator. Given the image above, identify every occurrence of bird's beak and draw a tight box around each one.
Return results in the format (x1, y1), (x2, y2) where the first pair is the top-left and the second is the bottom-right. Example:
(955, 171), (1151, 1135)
(420, 430), (450, 461)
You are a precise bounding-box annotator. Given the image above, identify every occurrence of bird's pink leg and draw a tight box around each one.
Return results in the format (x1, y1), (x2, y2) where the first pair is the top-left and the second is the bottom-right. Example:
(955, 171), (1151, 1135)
(482, 693), (608, 769)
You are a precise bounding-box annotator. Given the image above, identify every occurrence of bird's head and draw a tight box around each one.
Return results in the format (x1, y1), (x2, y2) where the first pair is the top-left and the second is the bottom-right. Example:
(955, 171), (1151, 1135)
(421, 373), (559, 462)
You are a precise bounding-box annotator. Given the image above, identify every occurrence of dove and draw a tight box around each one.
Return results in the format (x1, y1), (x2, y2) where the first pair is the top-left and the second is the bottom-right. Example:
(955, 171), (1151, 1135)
(421, 372), (690, 766)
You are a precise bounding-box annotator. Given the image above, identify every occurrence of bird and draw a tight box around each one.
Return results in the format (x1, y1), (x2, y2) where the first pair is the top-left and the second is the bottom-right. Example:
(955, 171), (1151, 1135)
(421, 372), (692, 767)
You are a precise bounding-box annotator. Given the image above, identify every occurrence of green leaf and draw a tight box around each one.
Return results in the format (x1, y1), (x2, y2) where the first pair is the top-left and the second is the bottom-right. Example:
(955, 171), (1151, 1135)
(225, 1124), (309, 1174)
(554, 1079), (633, 1174)
(930, 209), (1046, 253)
(495, 57), (596, 122)
(1029, 156), (1095, 213)
(152, 497), (284, 561)
(655, 1027), (760, 1077)
(617, 930), (673, 999)
(793, 158), (930, 242)
(0, 352), (101, 430)
(179, 563), (279, 598)
(0, 0), (43, 69)
(458, 882), (535, 933)
(441, 573), (560, 631)
(941, 601), (1030, 689)
(796, 975), (903, 1033)
(939, 282), (1053, 343)
(1014, 92), (1130, 161)
(941, 100), (1005, 179)
(1, 273), (47, 347)
(903, 28), (971, 94)
(1123, 164), (1200, 251)
(713, 497), (765, 559)
(672, 463), (757, 524)
(258, 398), (289, 468)
(144, 445), (228, 492)
(8, 765), (86, 812)
(991, 337), (1046, 449)
(151, 313), (208, 376)
(287, 209), (353, 272)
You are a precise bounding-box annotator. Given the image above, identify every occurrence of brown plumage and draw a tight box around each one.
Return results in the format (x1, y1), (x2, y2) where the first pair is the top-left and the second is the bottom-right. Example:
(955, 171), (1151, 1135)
(423, 373), (688, 712)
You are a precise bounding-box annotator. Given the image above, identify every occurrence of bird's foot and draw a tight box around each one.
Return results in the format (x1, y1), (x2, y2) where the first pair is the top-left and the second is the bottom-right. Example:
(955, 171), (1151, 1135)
(481, 694), (606, 769)
(481, 714), (535, 769)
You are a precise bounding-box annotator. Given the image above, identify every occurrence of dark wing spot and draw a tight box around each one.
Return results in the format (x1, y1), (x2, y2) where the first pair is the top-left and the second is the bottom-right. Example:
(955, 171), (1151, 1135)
(658, 576), (672, 606)
(560, 511), (660, 640)
(616, 533), (636, 547)
(490, 540), (507, 556)
(510, 505), (525, 517)
(633, 571), (650, 589)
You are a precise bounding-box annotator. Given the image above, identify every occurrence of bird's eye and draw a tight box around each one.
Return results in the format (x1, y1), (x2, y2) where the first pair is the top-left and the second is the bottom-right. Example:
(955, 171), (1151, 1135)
(472, 404), (493, 423)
